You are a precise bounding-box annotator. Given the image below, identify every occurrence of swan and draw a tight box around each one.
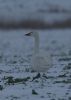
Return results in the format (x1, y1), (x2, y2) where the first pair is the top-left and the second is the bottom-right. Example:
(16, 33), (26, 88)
(25, 31), (52, 74)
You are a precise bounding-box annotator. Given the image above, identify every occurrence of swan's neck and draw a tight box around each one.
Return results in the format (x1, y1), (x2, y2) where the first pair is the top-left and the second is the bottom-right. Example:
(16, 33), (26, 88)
(34, 35), (39, 54)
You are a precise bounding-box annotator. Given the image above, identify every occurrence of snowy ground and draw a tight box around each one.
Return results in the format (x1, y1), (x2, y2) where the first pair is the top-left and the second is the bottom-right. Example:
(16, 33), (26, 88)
(0, 29), (71, 100)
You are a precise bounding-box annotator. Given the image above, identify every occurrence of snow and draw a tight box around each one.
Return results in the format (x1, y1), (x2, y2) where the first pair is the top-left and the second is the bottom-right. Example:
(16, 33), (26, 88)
(0, 29), (71, 100)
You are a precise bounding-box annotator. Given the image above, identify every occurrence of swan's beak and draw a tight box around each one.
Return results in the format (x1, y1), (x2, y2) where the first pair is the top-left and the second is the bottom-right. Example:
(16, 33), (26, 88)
(25, 32), (32, 36)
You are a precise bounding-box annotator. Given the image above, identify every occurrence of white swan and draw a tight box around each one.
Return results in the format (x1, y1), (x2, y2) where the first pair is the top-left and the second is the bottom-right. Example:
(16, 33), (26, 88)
(25, 32), (52, 73)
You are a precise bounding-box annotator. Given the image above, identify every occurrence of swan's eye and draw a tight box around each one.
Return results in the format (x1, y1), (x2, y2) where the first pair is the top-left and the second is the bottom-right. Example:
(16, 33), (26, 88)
(25, 32), (32, 36)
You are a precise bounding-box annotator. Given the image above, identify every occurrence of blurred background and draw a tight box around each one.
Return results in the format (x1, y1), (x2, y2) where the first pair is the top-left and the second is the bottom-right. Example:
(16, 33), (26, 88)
(0, 0), (71, 29)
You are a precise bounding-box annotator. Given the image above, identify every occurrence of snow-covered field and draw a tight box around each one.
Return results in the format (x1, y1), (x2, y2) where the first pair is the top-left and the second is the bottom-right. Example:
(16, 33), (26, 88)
(0, 29), (71, 100)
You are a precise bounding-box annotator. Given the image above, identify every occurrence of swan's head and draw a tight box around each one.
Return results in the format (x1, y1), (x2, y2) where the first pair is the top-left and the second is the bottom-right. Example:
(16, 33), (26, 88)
(25, 32), (39, 38)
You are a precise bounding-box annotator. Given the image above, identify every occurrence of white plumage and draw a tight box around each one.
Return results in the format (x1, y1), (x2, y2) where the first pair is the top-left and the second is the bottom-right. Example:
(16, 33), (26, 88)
(25, 32), (52, 72)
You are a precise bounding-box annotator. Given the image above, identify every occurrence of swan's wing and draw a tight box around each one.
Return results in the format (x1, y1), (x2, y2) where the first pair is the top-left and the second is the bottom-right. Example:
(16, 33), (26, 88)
(31, 54), (52, 72)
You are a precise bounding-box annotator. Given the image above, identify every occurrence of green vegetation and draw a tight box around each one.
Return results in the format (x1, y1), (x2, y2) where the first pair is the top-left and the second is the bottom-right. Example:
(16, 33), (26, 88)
(4, 76), (30, 85)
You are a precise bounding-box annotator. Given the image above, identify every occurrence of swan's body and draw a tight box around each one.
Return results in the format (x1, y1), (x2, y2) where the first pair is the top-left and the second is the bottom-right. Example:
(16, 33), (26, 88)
(25, 32), (52, 72)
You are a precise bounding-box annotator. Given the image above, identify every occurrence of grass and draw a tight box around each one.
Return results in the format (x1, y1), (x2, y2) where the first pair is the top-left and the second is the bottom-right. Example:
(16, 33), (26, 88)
(4, 76), (30, 85)
(53, 79), (71, 84)
(32, 89), (38, 95)
(0, 85), (3, 90)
